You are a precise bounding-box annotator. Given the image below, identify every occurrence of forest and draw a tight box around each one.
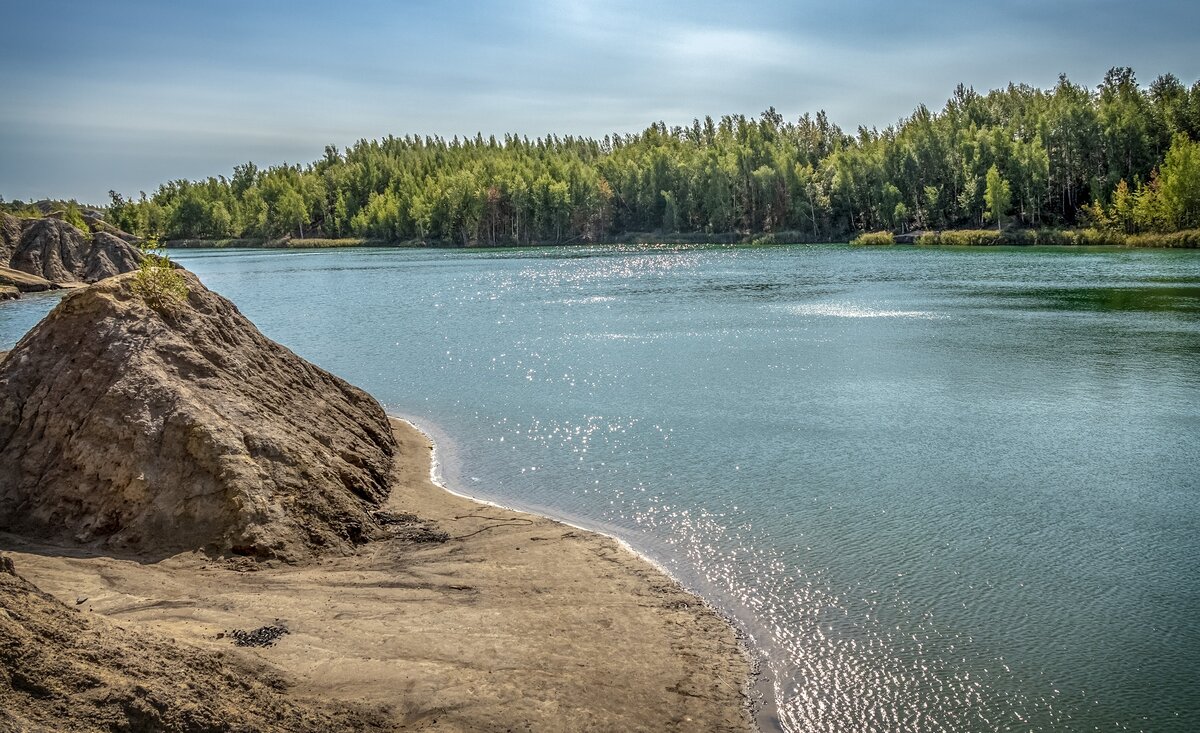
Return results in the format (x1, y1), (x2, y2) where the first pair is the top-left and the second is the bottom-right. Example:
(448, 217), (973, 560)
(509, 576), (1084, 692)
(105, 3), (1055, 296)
(85, 68), (1200, 245)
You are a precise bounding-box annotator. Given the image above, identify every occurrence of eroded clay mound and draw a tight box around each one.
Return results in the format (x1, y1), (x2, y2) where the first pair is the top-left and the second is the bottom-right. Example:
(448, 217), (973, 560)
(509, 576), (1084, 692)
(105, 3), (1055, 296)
(0, 270), (398, 560)
(0, 213), (21, 262)
(8, 218), (141, 284)
(0, 556), (391, 732)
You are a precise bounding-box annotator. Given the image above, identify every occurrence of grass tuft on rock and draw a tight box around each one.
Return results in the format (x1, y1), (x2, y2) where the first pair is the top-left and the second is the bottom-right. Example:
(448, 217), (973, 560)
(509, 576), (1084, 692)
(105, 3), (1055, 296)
(132, 236), (188, 308)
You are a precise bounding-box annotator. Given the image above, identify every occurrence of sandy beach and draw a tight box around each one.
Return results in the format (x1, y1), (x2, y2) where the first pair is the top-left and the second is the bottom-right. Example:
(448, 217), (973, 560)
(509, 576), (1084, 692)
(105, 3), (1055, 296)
(3, 418), (754, 731)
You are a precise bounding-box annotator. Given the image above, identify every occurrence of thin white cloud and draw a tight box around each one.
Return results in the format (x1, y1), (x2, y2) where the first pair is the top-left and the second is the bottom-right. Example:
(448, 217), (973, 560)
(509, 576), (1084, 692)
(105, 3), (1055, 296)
(658, 26), (804, 66)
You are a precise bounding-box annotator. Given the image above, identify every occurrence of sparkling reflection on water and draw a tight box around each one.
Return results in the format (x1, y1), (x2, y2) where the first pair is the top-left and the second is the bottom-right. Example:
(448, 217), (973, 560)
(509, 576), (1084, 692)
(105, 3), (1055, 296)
(8, 244), (1198, 732)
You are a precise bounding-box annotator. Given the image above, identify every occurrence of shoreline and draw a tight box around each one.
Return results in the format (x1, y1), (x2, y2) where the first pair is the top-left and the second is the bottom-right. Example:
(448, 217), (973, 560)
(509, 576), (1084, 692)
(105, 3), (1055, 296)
(393, 414), (766, 730)
(159, 229), (1200, 252)
(397, 410), (779, 730)
(3, 417), (756, 731)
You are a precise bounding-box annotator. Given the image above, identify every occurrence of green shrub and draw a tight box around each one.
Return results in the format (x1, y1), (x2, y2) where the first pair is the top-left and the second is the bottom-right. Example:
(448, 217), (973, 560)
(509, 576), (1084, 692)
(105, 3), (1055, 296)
(1028, 229), (1071, 245)
(851, 231), (895, 245)
(132, 237), (188, 309)
(1071, 228), (1124, 246)
(1126, 229), (1200, 248)
(918, 230), (1004, 246)
(62, 203), (90, 233)
(0, 201), (43, 219)
(267, 238), (366, 249)
(907, 227), (1200, 248)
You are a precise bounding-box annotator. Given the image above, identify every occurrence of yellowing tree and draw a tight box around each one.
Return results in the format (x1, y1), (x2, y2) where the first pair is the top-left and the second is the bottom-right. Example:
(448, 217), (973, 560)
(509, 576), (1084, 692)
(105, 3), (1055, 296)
(985, 165), (1012, 232)
(1158, 134), (1200, 230)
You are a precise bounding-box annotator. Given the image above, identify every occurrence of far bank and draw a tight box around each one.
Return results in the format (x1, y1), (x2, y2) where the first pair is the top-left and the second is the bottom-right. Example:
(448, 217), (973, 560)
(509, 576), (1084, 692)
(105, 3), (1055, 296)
(163, 226), (1200, 251)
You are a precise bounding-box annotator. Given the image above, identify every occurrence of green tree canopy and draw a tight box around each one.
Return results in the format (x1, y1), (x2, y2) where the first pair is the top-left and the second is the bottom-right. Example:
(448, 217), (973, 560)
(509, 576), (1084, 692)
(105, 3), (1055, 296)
(985, 165), (1012, 231)
(106, 67), (1200, 245)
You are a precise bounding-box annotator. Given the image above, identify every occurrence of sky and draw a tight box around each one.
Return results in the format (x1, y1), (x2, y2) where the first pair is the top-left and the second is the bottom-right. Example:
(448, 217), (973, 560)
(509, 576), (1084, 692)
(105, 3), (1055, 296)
(1, 0), (1198, 204)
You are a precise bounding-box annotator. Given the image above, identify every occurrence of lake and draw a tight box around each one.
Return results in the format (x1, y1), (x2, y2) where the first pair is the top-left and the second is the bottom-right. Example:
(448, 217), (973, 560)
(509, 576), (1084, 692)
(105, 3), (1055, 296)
(4, 243), (1198, 732)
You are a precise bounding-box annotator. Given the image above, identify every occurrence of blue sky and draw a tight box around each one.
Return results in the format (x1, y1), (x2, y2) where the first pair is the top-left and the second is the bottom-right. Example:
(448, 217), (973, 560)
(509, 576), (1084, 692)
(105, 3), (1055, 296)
(2, 0), (1197, 203)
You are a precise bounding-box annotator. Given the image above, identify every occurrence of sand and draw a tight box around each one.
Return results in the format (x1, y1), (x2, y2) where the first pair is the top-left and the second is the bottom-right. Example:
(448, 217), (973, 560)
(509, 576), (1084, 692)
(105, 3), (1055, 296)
(2, 418), (754, 731)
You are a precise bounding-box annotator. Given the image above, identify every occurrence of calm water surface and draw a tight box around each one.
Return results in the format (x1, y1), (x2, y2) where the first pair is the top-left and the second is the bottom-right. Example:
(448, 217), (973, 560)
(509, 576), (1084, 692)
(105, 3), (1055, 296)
(6, 244), (1198, 732)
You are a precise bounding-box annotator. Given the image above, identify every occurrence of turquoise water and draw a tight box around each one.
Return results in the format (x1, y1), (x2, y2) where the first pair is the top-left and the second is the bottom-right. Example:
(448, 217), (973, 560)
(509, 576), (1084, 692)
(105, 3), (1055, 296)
(6, 244), (1199, 731)
(0, 290), (69, 351)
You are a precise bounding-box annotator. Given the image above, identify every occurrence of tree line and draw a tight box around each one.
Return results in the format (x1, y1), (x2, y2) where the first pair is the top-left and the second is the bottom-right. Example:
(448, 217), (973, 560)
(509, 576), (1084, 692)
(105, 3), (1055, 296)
(104, 67), (1200, 245)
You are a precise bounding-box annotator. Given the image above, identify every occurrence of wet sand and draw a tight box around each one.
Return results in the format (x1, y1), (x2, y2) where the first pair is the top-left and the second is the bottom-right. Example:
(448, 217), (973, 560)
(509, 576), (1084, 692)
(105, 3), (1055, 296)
(4, 418), (754, 731)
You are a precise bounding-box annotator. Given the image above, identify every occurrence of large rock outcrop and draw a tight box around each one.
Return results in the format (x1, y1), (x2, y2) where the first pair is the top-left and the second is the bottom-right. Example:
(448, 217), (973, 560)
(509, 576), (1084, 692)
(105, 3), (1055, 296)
(0, 270), (398, 561)
(8, 218), (140, 284)
(0, 213), (21, 262)
(0, 265), (57, 294)
(0, 555), (390, 732)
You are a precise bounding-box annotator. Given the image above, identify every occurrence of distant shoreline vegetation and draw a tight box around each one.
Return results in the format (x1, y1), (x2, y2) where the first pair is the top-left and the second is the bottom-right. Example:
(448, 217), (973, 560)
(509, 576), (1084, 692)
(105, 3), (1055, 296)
(852, 228), (1200, 248)
(161, 229), (1200, 250)
(9, 66), (1200, 249)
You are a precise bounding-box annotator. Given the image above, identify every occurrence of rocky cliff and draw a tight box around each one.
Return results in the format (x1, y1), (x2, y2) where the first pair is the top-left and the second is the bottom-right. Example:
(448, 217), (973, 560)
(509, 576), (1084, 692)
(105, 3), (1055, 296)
(0, 213), (21, 262)
(0, 270), (399, 561)
(0, 266), (56, 301)
(8, 217), (141, 284)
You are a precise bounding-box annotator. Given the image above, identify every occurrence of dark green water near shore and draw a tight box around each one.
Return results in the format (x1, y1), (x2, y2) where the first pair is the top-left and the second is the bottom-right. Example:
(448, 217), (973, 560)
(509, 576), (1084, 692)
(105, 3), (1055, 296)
(6, 244), (1198, 732)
